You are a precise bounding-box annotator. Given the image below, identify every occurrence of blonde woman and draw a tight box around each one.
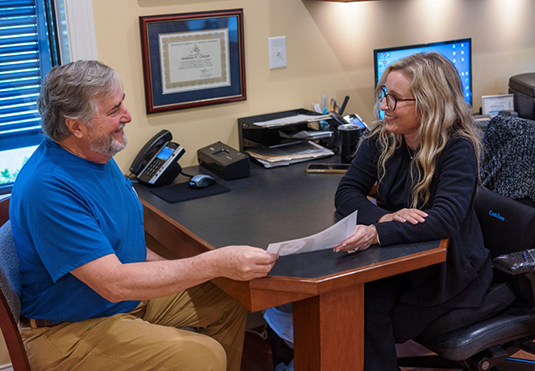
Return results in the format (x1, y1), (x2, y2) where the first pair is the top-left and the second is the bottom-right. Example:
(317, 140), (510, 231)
(334, 52), (492, 370)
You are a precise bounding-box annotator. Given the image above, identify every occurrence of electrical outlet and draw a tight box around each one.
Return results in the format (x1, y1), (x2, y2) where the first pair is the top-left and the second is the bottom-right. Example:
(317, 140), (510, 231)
(268, 36), (286, 69)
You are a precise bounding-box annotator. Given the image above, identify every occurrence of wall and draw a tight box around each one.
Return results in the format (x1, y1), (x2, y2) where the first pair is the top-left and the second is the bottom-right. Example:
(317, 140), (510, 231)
(90, 0), (535, 171)
(2, 0), (535, 366)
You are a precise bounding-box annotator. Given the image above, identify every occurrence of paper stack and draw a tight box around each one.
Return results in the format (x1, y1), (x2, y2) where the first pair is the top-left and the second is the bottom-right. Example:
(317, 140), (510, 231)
(246, 141), (334, 168)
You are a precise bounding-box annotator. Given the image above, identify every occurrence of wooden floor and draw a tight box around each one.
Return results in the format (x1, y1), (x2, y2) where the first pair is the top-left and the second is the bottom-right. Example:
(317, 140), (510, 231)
(240, 329), (535, 371)
(239, 331), (457, 371)
(238, 328), (451, 371)
(397, 341), (461, 371)
(241, 328), (273, 371)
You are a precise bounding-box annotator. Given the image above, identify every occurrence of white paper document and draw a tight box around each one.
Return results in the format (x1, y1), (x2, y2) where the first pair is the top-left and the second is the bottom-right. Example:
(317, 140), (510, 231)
(252, 114), (332, 128)
(279, 130), (333, 140)
(266, 210), (357, 256)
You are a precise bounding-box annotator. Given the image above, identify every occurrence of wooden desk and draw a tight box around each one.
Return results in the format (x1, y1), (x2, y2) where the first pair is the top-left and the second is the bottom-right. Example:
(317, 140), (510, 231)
(134, 160), (447, 371)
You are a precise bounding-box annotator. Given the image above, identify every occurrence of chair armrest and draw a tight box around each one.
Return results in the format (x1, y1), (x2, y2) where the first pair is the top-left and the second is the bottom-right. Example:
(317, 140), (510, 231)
(494, 249), (535, 275)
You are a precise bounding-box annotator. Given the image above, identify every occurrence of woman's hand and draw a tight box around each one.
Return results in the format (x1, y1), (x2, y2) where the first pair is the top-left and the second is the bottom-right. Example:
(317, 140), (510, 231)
(378, 208), (428, 225)
(333, 225), (378, 253)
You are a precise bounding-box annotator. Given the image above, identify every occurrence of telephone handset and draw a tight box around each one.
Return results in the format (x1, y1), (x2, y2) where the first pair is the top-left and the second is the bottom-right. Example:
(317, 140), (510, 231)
(130, 129), (185, 187)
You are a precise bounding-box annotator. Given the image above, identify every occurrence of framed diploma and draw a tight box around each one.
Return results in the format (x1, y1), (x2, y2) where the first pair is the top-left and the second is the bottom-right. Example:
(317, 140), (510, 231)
(140, 9), (246, 113)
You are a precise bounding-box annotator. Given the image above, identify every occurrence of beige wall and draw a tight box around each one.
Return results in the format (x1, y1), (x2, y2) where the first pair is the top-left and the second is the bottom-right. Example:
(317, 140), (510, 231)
(3, 0), (535, 366)
(90, 0), (535, 171)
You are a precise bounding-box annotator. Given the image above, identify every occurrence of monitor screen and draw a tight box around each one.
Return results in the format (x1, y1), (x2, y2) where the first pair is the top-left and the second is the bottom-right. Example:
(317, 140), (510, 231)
(374, 38), (472, 108)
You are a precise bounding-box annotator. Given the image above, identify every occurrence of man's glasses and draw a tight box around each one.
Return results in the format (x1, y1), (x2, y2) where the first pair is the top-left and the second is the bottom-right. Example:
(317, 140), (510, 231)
(381, 86), (416, 111)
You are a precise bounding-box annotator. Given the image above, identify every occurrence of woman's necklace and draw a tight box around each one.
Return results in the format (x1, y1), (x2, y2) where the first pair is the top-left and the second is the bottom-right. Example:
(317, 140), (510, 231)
(406, 145), (415, 160)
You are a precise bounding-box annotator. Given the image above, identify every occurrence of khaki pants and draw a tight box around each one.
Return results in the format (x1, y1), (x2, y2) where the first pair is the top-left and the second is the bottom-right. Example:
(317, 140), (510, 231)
(20, 282), (247, 371)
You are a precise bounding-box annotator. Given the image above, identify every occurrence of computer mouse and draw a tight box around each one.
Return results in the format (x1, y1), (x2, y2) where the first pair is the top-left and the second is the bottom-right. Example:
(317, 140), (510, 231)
(189, 174), (216, 189)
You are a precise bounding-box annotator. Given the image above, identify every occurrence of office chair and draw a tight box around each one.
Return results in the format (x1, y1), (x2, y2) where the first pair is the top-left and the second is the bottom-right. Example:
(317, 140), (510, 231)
(398, 187), (535, 371)
(0, 197), (31, 371)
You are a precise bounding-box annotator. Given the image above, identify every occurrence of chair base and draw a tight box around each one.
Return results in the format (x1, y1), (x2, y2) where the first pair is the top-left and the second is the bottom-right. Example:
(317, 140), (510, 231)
(397, 355), (463, 369)
(398, 355), (535, 371)
(398, 340), (535, 371)
(497, 357), (535, 371)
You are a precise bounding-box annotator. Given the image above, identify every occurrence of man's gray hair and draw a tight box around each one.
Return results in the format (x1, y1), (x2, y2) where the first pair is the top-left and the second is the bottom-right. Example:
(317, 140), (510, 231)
(37, 60), (122, 142)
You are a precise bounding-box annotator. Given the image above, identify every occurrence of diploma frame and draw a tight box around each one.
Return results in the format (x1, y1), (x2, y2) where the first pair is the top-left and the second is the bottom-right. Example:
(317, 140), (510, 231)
(140, 9), (246, 113)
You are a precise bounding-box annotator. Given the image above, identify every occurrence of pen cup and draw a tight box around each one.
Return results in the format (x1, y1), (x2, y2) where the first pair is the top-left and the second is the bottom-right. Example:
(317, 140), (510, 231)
(338, 124), (365, 163)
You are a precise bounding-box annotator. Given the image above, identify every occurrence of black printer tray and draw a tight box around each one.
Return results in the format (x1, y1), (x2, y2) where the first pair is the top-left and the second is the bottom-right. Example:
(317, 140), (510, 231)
(237, 108), (328, 151)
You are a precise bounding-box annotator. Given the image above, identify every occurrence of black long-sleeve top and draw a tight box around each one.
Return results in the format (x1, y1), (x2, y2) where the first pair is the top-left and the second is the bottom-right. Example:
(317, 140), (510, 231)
(335, 134), (492, 308)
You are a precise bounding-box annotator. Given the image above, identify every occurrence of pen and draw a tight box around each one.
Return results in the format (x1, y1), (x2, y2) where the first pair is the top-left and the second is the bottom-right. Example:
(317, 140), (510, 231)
(340, 96), (350, 116)
(320, 107), (328, 130)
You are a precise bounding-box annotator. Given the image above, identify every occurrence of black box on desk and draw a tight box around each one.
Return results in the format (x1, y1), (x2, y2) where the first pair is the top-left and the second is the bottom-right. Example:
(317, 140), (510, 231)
(509, 73), (535, 120)
(197, 142), (250, 180)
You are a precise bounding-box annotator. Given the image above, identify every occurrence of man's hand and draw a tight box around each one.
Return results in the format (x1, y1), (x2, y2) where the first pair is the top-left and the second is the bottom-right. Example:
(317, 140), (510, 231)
(213, 246), (278, 281)
(333, 225), (378, 253)
(378, 208), (428, 225)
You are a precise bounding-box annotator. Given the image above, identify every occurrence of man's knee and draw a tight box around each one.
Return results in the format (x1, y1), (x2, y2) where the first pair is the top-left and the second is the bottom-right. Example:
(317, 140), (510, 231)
(171, 334), (227, 371)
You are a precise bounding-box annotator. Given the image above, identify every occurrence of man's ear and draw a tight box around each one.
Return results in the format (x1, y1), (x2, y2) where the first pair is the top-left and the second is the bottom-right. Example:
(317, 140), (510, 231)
(64, 117), (87, 139)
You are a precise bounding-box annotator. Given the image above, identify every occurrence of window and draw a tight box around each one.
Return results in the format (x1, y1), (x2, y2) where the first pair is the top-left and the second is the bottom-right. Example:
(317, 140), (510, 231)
(0, 0), (61, 193)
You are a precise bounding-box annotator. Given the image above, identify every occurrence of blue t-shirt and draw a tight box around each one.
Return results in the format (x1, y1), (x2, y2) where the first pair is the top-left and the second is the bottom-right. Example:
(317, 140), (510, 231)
(10, 139), (146, 322)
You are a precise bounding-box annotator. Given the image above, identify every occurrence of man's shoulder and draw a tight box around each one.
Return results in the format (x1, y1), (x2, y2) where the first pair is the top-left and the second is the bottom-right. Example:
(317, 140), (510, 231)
(12, 141), (98, 211)
(14, 141), (69, 192)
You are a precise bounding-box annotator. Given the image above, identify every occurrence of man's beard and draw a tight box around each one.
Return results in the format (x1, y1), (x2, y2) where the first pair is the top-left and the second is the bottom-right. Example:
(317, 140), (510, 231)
(89, 124), (128, 158)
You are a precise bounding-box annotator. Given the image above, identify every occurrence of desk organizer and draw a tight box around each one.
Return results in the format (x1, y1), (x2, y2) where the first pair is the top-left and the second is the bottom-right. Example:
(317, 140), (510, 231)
(237, 108), (334, 152)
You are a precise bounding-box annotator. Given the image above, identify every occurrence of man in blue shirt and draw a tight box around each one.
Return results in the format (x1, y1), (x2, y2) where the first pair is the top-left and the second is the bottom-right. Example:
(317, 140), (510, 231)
(10, 60), (278, 371)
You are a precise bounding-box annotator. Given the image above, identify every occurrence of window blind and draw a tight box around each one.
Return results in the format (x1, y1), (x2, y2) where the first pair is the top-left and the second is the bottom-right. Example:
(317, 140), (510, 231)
(0, 0), (53, 151)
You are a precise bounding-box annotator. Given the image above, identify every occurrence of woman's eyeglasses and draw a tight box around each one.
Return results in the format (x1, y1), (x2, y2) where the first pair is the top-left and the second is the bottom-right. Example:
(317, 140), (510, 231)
(381, 86), (416, 111)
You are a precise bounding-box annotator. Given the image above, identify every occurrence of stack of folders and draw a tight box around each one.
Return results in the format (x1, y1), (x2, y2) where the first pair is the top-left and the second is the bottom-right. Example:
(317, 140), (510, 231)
(246, 141), (334, 168)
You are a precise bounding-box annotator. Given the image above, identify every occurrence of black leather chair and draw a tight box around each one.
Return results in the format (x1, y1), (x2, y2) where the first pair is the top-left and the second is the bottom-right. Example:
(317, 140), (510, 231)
(398, 187), (535, 371)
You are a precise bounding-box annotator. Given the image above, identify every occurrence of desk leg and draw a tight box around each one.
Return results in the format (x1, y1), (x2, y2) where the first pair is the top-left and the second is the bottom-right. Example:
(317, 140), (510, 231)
(293, 284), (364, 371)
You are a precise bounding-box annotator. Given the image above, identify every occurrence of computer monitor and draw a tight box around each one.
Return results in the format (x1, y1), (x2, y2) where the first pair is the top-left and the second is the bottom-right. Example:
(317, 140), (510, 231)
(373, 38), (473, 108)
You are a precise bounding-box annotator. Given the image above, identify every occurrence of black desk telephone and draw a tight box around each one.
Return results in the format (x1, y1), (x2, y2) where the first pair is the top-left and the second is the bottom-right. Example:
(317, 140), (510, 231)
(129, 129), (185, 187)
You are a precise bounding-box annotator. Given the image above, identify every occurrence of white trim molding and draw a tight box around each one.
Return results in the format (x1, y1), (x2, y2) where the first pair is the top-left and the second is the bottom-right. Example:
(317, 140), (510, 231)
(63, 0), (98, 61)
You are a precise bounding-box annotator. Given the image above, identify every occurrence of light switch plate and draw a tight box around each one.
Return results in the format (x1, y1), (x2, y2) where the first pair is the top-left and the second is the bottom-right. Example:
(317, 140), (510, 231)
(268, 36), (286, 69)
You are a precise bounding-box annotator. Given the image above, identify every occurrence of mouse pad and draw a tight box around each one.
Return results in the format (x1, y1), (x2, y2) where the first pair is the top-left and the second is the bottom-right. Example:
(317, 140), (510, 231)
(150, 182), (230, 203)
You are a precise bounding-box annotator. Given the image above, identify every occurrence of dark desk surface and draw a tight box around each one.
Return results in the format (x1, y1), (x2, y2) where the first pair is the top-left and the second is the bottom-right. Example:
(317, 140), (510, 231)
(134, 159), (443, 281)
(134, 160), (343, 249)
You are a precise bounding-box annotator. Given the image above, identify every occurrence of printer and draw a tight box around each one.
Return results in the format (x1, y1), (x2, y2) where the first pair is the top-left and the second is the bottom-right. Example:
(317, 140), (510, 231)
(509, 73), (535, 120)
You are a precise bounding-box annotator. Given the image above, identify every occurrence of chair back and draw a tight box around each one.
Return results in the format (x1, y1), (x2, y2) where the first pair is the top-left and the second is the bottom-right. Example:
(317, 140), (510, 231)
(0, 221), (22, 321)
(0, 197), (31, 370)
(475, 186), (535, 258)
(0, 196), (9, 226)
(475, 186), (535, 306)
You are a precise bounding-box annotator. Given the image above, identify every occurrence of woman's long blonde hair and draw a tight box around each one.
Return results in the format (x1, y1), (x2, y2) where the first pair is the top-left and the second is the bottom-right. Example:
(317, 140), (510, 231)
(370, 52), (481, 208)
